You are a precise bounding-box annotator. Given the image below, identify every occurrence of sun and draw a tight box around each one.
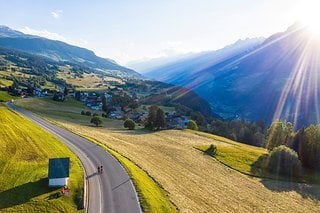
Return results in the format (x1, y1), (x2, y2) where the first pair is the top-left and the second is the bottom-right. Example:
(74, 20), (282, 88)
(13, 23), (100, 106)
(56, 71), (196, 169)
(295, 0), (320, 35)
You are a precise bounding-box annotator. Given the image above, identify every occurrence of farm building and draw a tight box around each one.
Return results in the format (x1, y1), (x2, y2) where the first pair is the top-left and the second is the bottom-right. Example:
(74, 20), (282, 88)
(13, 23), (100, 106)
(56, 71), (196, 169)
(48, 157), (70, 187)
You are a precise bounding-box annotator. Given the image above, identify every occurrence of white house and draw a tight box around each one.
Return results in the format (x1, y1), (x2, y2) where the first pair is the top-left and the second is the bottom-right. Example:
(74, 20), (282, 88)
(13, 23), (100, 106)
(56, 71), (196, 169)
(48, 158), (70, 187)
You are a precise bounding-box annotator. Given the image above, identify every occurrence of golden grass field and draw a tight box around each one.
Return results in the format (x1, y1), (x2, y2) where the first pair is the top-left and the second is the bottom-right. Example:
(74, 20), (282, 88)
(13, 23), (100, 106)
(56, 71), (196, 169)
(16, 98), (320, 212)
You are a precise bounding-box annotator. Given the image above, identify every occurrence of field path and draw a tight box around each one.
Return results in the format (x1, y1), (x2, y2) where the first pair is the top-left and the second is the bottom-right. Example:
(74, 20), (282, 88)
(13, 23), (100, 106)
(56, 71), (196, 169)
(7, 103), (141, 213)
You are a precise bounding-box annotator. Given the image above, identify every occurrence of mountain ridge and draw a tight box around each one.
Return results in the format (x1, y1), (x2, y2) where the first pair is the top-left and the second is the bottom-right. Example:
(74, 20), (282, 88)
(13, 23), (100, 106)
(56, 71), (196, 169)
(143, 24), (320, 128)
(0, 25), (141, 78)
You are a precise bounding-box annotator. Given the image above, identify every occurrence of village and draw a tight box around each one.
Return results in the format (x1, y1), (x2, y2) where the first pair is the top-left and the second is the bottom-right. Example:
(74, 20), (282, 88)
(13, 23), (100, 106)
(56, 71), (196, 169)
(2, 81), (191, 130)
(74, 88), (190, 129)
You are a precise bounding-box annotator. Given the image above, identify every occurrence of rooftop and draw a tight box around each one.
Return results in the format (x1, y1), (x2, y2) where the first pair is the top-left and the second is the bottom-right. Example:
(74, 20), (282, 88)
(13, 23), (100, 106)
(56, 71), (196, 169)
(48, 157), (70, 179)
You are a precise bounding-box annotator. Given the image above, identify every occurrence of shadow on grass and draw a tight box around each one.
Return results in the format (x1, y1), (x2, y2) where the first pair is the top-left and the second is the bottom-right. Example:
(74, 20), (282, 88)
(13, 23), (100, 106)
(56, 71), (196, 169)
(260, 178), (320, 200)
(0, 178), (57, 209)
(252, 155), (320, 201)
(250, 154), (269, 177)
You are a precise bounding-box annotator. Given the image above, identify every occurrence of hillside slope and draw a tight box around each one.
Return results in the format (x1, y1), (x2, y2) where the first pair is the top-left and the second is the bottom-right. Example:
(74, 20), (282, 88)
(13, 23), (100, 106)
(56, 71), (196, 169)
(0, 26), (141, 78)
(15, 98), (320, 213)
(144, 38), (264, 81)
(0, 105), (83, 212)
(145, 24), (320, 128)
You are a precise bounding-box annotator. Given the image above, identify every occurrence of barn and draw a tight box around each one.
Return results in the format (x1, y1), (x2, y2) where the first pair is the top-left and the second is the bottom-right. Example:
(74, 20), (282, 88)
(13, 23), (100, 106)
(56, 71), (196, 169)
(48, 157), (70, 187)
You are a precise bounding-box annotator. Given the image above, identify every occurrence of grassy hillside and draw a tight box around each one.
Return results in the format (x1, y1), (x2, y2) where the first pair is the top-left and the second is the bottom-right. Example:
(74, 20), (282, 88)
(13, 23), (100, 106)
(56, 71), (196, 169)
(0, 105), (83, 212)
(0, 91), (16, 102)
(15, 98), (320, 212)
(15, 97), (177, 212)
(195, 131), (320, 184)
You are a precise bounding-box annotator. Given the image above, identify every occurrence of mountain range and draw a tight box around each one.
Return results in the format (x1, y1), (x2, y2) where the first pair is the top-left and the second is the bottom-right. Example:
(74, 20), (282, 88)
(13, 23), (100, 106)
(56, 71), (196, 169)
(0, 26), (141, 78)
(143, 24), (320, 128)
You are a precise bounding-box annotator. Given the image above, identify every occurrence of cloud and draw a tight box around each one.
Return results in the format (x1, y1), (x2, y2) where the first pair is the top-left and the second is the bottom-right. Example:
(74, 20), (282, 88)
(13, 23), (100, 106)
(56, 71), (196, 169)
(19, 26), (88, 47)
(50, 10), (63, 19)
(20, 26), (67, 41)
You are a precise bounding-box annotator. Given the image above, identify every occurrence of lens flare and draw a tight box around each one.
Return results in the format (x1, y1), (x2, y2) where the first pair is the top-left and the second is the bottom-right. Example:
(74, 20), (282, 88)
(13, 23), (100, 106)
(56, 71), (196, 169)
(295, 0), (320, 36)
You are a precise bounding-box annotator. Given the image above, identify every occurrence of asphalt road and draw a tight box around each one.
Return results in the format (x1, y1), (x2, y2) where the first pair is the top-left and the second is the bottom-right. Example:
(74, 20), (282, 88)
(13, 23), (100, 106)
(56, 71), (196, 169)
(7, 103), (142, 213)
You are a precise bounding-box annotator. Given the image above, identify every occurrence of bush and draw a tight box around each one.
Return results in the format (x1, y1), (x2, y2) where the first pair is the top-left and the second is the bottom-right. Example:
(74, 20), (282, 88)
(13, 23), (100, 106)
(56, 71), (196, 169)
(93, 113), (99, 117)
(267, 145), (301, 177)
(85, 111), (91, 116)
(205, 144), (217, 156)
(124, 119), (136, 130)
(81, 110), (85, 115)
(187, 120), (198, 130)
(90, 116), (102, 127)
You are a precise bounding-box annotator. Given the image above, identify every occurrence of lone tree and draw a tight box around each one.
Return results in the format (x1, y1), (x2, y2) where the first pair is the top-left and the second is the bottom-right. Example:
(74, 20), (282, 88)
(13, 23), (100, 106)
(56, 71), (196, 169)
(187, 120), (198, 130)
(90, 116), (102, 127)
(146, 105), (159, 129)
(124, 119), (136, 130)
(205, 144), (217, 156)
(155, 108), (165, 130)
(267, 145), (301, 177)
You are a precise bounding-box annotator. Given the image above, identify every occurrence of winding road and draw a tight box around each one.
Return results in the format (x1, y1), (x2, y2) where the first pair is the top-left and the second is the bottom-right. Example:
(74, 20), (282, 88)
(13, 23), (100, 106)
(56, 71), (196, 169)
(7, 103), (142, 213)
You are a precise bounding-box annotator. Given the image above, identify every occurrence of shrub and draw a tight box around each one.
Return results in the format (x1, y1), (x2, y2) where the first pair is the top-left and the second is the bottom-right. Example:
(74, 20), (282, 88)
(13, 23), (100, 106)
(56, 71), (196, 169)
(124, 119), (136, 130)
(267, 145), (301, 177)
(93, 113), (99, 117)
(187, 120), (198, 130)
(205, 144), (217, 156)
(90, 116), (102, 127)
(85, 111), (91, 116)
(81, 110), (85, 115)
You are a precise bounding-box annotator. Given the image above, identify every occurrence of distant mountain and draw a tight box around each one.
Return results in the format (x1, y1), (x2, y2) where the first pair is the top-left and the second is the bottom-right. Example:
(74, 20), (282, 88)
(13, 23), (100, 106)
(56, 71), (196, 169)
(126, 52), (196, 73)
(0, 25), (141, 78)
(144, 25), (320, 128)
(144, 38), (265, 81)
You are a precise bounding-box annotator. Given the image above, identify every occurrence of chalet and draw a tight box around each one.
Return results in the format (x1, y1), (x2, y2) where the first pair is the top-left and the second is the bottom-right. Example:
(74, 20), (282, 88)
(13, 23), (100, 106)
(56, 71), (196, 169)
(48, 158), (70, 187)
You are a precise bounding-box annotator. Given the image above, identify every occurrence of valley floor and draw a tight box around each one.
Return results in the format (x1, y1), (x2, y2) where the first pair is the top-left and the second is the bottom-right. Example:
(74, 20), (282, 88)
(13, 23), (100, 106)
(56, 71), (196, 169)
(16, 98), (320, 212)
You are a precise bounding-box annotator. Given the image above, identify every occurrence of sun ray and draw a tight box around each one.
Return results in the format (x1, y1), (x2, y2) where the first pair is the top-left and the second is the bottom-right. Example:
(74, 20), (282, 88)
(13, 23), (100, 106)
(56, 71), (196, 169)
(295, 0), (320, 36)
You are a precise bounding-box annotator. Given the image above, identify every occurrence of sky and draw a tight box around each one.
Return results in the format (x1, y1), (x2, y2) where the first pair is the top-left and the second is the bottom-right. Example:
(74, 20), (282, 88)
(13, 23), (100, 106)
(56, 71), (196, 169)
(0, 0), (306, 65)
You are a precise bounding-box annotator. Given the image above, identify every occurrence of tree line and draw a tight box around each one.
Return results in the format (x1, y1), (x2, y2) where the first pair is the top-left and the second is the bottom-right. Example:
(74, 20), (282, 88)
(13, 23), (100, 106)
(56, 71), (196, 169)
(266, 121), (320, 172)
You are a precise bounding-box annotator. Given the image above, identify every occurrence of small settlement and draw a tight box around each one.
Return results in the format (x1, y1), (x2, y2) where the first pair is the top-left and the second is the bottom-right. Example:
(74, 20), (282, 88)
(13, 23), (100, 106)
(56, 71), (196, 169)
(76, 88), (190, 129)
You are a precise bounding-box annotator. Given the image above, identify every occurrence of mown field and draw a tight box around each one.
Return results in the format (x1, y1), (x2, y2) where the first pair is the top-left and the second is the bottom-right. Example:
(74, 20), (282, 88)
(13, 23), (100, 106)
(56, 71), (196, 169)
(0, 105), (83, 212)
(16, 97), (320, 212)
(15, 97), (177, 212)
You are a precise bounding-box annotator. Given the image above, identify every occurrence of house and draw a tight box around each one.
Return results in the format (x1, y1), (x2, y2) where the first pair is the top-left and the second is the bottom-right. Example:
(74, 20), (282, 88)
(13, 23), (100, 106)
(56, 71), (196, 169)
(48, 157), (70, 187)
